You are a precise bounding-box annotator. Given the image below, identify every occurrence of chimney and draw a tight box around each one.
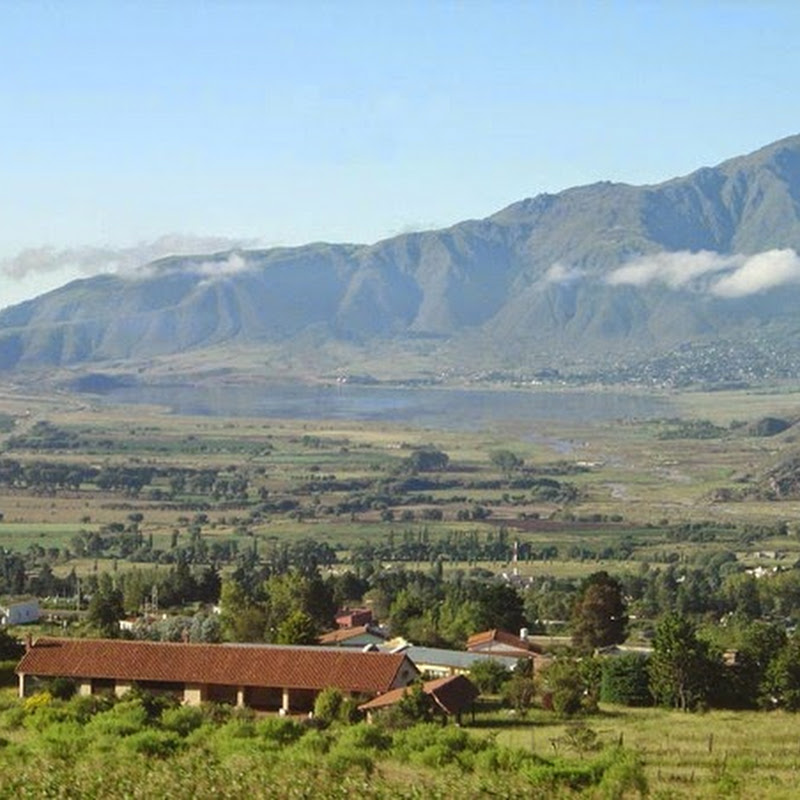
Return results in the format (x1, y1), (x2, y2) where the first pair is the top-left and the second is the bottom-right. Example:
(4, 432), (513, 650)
(25, 634), (32, 652)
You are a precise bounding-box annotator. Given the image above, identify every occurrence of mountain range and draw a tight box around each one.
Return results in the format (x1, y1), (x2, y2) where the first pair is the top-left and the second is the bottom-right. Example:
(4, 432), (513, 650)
(4, 134), (800, 383)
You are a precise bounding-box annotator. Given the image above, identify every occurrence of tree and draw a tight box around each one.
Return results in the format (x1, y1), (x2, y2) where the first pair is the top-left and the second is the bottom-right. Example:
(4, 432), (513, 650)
(537, 658), (587, 716)
(763, 632), (800, 710)
(263, 568), (335, 639)
(0, 628), (23, 660)
(219, 578), (267, 642)
(489, 450), (523, 474)
(718, 620), (786, 709)
(503, 672), (537, 714)
(313, 687), (344, 725)
(393, 682), (433, 724)
(470, 658), (511, 694)
(403, 447), (449, 473)
(275, 609), (318, 645)
(648, 613), (719, 711)
(600, 654), (653, 706)
(87, 574), (124, 637)
(571, 571), (628, 653)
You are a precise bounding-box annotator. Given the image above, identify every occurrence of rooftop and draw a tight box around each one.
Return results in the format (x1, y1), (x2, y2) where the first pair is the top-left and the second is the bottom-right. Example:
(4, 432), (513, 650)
(359, 674), (479, 716)
(17, 637), (416, 694)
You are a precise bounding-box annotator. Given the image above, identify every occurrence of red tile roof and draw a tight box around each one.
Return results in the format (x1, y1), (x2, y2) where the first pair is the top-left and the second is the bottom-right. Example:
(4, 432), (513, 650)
(358, 674), (479, 716)
(318, 625), (383, 645)
(466, 629), (541, 655)
(17, 638), (416, 695)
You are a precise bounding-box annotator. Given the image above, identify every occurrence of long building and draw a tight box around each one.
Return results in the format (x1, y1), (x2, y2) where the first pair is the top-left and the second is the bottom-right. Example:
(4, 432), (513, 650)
(16, 637), (419, 713)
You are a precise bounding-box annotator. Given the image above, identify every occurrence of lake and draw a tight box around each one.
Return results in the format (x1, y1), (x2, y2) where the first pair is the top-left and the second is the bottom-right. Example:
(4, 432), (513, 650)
(101, 383), (674, 430)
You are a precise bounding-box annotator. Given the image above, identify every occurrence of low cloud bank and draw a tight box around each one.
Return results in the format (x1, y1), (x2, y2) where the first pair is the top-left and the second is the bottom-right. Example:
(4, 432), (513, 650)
(606, 249), (800, 297)
(1, 235), (260, 281)
(544, 263), (585, 284)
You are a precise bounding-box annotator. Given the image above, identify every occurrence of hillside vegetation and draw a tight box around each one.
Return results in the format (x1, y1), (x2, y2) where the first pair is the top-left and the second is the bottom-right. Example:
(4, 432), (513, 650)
(3, 136), (800, 380)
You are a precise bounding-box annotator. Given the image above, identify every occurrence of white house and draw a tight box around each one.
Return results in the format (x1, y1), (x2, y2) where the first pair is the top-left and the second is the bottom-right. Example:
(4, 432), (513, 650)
(0, 597), (40, 626)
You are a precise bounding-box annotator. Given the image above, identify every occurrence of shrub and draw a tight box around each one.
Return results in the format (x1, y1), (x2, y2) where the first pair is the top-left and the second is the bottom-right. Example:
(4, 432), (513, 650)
(125, 685), (180, 720)
(161, 705), (205, 737)
(23, 691), (53, 714)
(0, 660), (18, 688)
(503, 674), (536, 714)
(597, 749), (648, 799)
(36, 720), (87, 761)
(600, 654), (653, 707)
(313, 687), (344, 725)
(67, 693), (116, 723)
(125, 729), (183, 758)
(325, 745), (375, 777)
(335, 722), (392, 752)
(289, 728), (331, 756)
(470, 659), (511, 694)
(255, 716), (305, 745)
(85, 699), (149, 737)
(46, 677), (77, 701)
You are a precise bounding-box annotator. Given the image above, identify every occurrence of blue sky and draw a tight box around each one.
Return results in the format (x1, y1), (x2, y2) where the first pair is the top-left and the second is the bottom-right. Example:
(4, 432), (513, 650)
(1, 1), (799, 309)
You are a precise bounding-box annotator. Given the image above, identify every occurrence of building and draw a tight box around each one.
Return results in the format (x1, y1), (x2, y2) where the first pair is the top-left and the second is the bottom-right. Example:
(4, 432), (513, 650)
(466, 628), (542, 658)
(359, 674), (479, 724)
(335, 608), (373, 628)
(466, 628), (550, 671)
(16, 637), (418, 713)
(0, 597), (40, 626)
(384, 643), (522, 679)
(318, 624), (386, 648)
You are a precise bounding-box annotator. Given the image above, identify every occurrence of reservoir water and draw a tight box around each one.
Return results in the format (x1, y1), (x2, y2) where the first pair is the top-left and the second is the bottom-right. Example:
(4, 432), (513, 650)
(102, 383), (674, 430)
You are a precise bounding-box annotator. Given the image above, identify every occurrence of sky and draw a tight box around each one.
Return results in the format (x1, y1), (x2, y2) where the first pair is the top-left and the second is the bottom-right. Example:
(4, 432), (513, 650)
(1, 0), (799, 310)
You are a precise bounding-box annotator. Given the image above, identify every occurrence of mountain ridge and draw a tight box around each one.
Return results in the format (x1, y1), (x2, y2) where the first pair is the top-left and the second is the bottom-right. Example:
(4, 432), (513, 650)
(4, 134), (800, 381)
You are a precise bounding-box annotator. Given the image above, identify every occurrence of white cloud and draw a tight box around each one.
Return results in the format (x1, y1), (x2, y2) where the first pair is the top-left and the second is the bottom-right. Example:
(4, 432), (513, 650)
(607, 250), (734, 290)
(544, 262), (584, 284)
(0, 234), (260, 281)
(711, 249), (800, 297)
(607, 248), (800, 298)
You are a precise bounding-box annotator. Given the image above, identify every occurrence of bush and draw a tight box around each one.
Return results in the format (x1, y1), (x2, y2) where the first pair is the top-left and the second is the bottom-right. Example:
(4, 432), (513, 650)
(325, 745), (375, 777)
(23, 691), (53, 714)
(255, 716), (305, 745)
(161, 705), (205, 737)
(85, 699), (148, 737)
(36, 720), (87, 761)
(46, 677), (77, 701)
(67, 693), (116, 723)
(597, 748), (648, 799)
(0, 660), (18, 688)
(313, 686), (343, 725)
(335, 722), (392, 752)
(537, 659), (586, 716)
(125, 729), (183, 757)
(470, 659), (511, 694)
(503, 674), (536, 714)
(600, 654), (653, 707)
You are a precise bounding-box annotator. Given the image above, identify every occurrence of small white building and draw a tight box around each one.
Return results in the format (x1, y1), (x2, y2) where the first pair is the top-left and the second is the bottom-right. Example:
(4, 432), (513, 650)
(0, 597), (40, 626)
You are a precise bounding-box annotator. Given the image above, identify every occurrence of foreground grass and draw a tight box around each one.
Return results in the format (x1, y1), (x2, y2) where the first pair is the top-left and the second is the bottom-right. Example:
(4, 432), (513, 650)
(0, 689), (646, 799)
(489, 704), (800, 798)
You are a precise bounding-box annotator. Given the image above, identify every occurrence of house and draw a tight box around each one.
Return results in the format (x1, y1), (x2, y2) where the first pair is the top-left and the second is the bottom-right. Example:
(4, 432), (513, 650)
(359, 674), (479, 724)
(335, 608), (373, 628)
(318, 624), (387, 648)
(466, 628), (542, 658)
(466, 628), (550, 671)
(383, 643), (522, 679)
(16, 638), (419, 713)
(0, 597), (40, 626)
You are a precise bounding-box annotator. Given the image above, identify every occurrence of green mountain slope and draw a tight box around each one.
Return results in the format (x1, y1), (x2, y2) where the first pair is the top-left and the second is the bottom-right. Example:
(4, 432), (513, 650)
(3, 134), (800, 377)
